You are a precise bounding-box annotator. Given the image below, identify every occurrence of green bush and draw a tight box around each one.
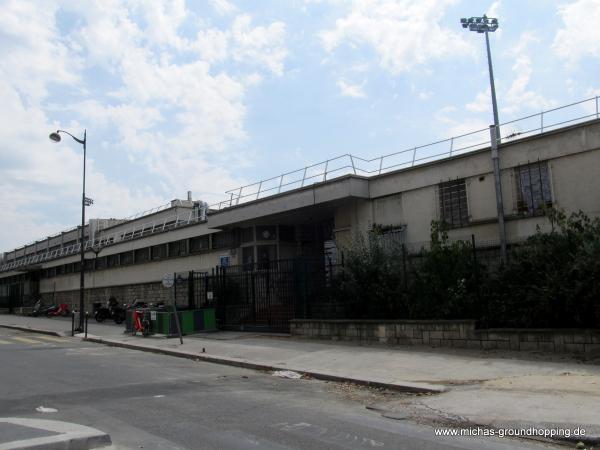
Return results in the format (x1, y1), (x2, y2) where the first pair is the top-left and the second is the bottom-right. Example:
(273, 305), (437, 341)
(487, 210), (600, 328)
(407, 221), (483, 320)
(334, 231), (407, 319)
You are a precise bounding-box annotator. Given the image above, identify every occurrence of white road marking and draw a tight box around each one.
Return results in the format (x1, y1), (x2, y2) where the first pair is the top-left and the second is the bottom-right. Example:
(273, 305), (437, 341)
(36, 406), (58, 413)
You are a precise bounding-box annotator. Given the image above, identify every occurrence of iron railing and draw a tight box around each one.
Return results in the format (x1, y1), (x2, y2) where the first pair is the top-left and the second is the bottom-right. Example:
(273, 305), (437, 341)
(1, 206), (207, 272)
(209, 96), (600, 210)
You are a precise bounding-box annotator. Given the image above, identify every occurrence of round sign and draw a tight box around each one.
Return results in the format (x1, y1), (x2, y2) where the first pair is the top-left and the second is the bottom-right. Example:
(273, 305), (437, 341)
(162, 273), (174, 288)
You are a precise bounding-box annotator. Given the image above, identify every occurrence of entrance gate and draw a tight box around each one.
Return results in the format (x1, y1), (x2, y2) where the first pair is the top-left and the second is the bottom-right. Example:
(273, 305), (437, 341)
(190, 258), (328, 332)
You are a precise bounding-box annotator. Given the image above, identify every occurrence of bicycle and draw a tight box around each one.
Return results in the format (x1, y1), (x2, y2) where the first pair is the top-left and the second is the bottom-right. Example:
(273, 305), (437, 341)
(132, 309), (150, 337)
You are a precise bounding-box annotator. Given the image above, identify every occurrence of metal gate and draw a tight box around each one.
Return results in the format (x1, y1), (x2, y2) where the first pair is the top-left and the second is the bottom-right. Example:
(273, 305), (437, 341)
(190, 258), (326, 332)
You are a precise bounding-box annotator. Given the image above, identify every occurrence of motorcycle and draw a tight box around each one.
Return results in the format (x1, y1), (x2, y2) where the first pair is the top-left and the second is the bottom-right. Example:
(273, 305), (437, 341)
(94, 297), (126, 324)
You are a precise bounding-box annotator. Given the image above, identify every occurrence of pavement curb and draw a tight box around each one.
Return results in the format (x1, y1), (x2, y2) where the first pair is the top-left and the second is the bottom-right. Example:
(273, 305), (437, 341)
(0, 325), (64, 337)
(84, 336), (445, 395)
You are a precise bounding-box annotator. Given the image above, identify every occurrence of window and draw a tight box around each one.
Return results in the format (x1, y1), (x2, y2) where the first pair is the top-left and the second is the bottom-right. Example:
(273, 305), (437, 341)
(256, 225), (276, 241)
(213, 231), (236, 249)
(168, 240), (187, 257)
(96, 256), (107, 270)
(189, 235), (210, 253)
(151, 244), (167, 260)
(106, 255), (118, 268)
(134, 248), (150, 263)
(241, 227), (254, 243)
(439, 179), (469, 228)
(516, 161), (552, 215)
(120, 251), (133, 265)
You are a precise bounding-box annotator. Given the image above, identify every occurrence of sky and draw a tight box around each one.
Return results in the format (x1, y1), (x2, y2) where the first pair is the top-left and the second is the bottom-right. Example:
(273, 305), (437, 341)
(1, 0), (599, 253)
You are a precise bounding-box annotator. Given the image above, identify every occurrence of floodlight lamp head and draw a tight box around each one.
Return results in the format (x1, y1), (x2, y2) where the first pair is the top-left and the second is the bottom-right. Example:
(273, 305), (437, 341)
(49, 132), (61, 143)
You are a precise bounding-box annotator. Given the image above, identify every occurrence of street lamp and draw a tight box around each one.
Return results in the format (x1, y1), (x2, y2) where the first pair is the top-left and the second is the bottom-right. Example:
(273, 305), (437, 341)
(460, 15), (501, 143)
(49, 129), (93, 331)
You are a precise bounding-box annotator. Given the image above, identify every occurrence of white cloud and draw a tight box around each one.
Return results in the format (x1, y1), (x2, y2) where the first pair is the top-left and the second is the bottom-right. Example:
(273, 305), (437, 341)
(210, 0), (238, 16)
(502, 32), (555, 114)
(318, 0), (473, 74)
(466, 90), (491, 113)
(0, 1), (288, 251)
(231, 15), (287, 76)
(553, 0), (600, 64)
(337, 79), (366, 98)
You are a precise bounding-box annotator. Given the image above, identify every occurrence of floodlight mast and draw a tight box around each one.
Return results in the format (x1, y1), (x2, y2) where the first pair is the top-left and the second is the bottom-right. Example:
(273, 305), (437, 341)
(461, 14), (501, 143)
(460, 14), (507, 263)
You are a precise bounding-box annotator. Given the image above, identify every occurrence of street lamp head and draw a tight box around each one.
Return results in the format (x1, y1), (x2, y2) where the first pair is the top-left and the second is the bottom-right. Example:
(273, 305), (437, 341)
(49, 132), (61, 143)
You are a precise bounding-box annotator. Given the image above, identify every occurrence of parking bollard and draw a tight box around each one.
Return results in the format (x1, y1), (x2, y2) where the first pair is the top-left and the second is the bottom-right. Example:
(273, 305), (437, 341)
(85, 312), (89, 339)
(71, 311), (75, 336)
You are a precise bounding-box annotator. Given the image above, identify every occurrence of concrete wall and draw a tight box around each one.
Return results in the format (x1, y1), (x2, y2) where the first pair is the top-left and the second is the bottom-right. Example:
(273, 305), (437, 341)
(333, 120), (600, 247)
(291, 320), (600, 354)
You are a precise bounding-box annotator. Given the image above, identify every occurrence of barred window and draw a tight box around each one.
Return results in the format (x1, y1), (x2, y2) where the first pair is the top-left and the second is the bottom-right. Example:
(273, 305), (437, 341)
(106, 254), (118, 268)
(516, 162), (552, 215)
(168, 240), (187, 257)
(439, 179), (469, 228)
(212, 231), (236, 249)
(120, 251), (133, 265)
(151, 244), (167, 260)
(96, 256), (107, 270)
(134, 248), (149, 263)
(189, 235), (210, 253)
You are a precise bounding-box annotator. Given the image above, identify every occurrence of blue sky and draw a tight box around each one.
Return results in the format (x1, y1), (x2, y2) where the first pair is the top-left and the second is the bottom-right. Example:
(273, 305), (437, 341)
(0, 0), (599, 252)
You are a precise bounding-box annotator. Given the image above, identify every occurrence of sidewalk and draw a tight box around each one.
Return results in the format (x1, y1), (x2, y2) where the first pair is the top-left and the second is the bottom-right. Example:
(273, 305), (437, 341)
(2, 314), (599, 445)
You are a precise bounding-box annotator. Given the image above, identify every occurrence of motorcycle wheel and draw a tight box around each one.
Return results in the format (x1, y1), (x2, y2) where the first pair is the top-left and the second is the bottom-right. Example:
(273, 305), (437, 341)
(114, 314), (125, 325)
(142, 320), (150, 337)
(95, 312), (105, 323)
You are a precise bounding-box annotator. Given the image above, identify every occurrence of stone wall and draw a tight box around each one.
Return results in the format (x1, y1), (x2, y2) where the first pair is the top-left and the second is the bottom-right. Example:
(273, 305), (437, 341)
(290, 319), (600, 354)
(40, 281), (176, 312)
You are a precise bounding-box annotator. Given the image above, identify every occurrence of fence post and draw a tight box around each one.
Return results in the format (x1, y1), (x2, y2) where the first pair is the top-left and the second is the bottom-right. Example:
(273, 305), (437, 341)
(449, 137), (454, 157)
(411, 147), (417, 166)
(188, 271), (194, 309)
(471, 234), (481, 309)
(596, 96), (599, 119)
(540, 111), (544, 133)
(378, 156), (383, 175)
(402, 244), (408, 291)
(350, 155), (356, 175)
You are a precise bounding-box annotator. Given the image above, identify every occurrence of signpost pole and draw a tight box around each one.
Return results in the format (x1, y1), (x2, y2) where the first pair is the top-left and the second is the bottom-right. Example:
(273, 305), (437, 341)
(172, 272), (183, 345)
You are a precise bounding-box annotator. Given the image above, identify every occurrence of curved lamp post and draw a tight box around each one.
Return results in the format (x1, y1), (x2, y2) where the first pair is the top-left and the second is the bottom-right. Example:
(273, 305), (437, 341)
(49, 129), (91, 331)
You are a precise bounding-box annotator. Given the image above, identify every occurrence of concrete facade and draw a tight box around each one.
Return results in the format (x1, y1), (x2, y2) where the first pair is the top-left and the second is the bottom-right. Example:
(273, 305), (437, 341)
(1, 119), (599, 310)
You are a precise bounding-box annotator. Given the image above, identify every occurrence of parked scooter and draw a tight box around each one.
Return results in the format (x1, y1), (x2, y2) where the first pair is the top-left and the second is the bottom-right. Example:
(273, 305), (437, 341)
(94, 297), (126, 324)
(46, 303), (71, 317)
(31, 299), (56, 317)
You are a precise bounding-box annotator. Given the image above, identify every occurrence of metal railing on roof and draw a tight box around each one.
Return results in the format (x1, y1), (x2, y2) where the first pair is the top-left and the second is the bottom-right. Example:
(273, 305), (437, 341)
(209, 95), (600, 210)
(0, 206), (207, 272)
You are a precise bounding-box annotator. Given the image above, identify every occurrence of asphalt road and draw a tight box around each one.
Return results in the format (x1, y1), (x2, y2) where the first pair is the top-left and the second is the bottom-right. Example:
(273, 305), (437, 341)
(0, 329), (558, 450)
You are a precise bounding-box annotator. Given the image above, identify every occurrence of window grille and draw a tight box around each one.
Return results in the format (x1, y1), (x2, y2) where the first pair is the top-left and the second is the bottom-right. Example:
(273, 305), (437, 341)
(120, 251), (133, 265)
(134, 248), (149, 263)
(516, 161), (552, 215)
(438, 179), (469, 228)
(189, 235), (210, 253)
(151, 245), (167, 260)
(168, 240), (187, 257)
